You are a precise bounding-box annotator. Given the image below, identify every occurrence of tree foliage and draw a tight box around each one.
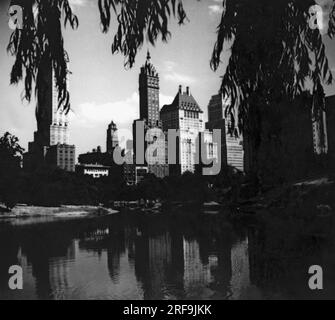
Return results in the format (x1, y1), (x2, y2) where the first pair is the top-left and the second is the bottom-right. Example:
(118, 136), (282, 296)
(8, 0), (335, 116)
(98, 0), (188, 68)
(8, 0), (79, 113)
(0, 132), (24, 210)
(7, 0), (187, 114)
(0, 132), (24, 163)
(210, 0), (335, 134)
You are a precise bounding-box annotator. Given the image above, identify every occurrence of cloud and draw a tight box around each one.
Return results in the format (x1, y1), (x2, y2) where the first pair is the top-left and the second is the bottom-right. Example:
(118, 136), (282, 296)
(160, 93), (174, 107)
(164, 61), (177, 72)
(71, 92), (174, 129)
(162, 61), (196, 85)
(68, 0), (88, 8)
(208, 5), (224, 15)
(71, 92), (140, 129)
(313, 0), (335, 35)
(164, 72), (196, 84)
(69, 92), (174, 152)
(70, 93), (139, 152)
(69, 0), (87, 6)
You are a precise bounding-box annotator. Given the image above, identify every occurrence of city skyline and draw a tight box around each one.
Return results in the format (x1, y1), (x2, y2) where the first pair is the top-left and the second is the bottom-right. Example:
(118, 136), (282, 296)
(1, 0), (334, 158)
(0, 0), (231, 157)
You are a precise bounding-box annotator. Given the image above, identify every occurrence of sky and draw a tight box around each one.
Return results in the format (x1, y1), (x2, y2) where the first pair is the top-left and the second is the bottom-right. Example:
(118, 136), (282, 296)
(0, 0), (335, 157)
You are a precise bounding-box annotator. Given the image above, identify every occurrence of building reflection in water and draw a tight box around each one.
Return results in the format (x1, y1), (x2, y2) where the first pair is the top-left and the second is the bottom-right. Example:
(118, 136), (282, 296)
(230, 239), (250, 299)
(183, 239), (212, 297)
(20, 226), (75, 300)
(0, 215), (255, 300)
(133, 221), (251, 300)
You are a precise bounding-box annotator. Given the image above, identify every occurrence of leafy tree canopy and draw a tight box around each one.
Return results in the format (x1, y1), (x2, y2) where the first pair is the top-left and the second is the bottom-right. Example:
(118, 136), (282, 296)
(210, 0), (335, 134)
(7, 0), (187, 113)
(0, 132), (24, 166)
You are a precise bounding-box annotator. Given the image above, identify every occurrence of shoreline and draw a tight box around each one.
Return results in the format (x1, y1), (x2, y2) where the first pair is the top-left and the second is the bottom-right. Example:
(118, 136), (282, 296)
(0, 204), (119, 220)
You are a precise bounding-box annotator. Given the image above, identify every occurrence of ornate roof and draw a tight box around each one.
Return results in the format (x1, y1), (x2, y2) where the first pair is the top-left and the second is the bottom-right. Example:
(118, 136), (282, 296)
(161, 86), (203, 114)
(141, 50), (158, 77)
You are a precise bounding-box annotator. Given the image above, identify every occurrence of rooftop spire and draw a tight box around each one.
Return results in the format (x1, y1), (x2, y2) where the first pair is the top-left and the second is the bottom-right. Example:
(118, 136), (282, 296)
(146, 50), (151, 62)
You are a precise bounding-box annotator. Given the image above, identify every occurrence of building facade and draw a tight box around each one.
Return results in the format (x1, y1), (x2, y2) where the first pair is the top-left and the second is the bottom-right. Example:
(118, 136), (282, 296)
(76, 164), (110, 179)
(196, 129), (221, 176)
(77, 123), (127, 181)
(160, 86), (205, 175)
(24, 59), (75, 172)
(206, 93), (244, 172)
(139, 51), (160, 127)
(106, 121), (119, 154)
(132, 52), (169, 180)
(45, 144), (76, 172)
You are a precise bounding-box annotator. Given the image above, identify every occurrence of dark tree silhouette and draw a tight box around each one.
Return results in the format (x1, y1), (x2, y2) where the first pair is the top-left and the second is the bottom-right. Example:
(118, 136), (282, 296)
(7, 0), (187, 114)
(0, 132), (24, 162)
(8, 0), (79, 113)
(210, 0), (335, 173)
(0, 132), (24, 210)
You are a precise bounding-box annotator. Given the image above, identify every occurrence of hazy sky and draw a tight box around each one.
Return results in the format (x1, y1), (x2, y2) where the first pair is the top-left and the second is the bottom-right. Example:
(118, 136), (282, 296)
(0, 0), (334, 157)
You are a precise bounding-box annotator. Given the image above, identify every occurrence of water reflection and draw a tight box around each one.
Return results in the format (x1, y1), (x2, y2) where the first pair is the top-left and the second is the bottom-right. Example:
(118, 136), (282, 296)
(0, 212), (334, 300)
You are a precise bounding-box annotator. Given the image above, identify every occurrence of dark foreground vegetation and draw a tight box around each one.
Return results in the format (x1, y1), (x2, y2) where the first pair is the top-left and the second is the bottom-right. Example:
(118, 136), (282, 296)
(0, 137), (242, 209)
(1, 132), (334, 213)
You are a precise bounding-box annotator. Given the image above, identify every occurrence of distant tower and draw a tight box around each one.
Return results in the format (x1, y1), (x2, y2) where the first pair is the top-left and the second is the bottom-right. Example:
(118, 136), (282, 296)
(106, 121), (119, 153)
(139, 50), (160, 127)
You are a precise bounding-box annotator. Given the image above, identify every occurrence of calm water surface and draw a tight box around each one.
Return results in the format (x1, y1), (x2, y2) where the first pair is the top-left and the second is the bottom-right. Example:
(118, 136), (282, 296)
(0, 210), (334, 300)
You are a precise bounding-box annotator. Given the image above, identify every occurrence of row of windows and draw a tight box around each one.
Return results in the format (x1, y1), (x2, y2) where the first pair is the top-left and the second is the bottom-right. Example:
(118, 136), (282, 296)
(52, 122), (68, 127)
(184, 111), (199, 119)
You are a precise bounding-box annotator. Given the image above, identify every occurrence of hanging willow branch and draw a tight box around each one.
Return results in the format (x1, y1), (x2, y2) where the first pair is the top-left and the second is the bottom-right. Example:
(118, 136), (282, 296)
(7, 0), (187, 113)
(7, 0), (334, 129)
(98, 0), (188, 68)
(7, 0), (78, 114)
(210, 0), (335, 135)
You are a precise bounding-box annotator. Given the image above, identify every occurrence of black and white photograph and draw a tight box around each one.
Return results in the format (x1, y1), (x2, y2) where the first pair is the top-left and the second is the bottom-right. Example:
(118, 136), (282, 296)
(0, 0), (335, 304)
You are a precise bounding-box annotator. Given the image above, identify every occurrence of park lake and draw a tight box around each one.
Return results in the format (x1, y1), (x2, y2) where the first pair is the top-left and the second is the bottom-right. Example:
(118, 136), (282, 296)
(1, 204), (335, 300)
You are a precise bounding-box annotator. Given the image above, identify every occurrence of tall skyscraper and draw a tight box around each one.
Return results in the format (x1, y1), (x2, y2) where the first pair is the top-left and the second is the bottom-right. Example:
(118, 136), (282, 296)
(207, 93), (244, 172)
(139, 51), (160, 127)
(132, 51), (168, 180)
(106, 121), (119, 153)
(35, 60), (69, 147)
(160, 85), (205, 175)
(24, 59), (75, 172)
